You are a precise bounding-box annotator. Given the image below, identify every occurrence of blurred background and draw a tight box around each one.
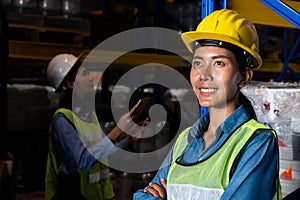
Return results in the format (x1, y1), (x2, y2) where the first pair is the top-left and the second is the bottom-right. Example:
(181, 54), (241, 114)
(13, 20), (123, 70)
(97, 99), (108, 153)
(0, 0), (300, 199)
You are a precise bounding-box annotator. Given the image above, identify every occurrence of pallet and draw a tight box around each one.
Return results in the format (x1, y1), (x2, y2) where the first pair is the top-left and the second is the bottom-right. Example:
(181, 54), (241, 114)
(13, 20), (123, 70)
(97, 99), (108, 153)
(7, 11), (90, 47)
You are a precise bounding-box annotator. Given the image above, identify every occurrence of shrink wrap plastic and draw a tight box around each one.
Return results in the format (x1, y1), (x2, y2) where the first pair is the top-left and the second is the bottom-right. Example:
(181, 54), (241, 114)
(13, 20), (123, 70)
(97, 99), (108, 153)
(242, 81), (300, 147)
(242, 81), (300, 196)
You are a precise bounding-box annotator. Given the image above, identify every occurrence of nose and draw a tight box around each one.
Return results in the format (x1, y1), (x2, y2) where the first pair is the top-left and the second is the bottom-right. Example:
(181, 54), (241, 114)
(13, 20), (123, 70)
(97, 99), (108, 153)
(199, 73), (210, 81)
(87, 73), (93, 81)
(197, 66), (213, 81)
(86, 73), (94, 86)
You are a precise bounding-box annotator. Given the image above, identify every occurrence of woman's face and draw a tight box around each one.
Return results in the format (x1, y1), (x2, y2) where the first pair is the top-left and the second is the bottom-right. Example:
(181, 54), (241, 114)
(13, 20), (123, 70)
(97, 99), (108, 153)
(73, 66), (94, 99)
(190, 46), (244, 109)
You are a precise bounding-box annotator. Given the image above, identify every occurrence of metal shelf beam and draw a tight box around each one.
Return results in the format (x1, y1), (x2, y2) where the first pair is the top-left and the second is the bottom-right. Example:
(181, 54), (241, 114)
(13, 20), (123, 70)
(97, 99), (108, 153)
(261, 0), (300, 29)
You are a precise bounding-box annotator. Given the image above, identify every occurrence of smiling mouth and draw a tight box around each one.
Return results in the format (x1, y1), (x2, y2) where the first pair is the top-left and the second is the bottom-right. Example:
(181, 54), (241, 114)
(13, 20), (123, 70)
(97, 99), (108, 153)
(200, 88), (217, 93)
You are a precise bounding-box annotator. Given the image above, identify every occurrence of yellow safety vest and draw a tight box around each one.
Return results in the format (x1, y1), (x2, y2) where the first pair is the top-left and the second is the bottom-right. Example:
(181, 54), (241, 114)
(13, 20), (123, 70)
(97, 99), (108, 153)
(167, 119), (282, 200)
(45, 108), (114, 200)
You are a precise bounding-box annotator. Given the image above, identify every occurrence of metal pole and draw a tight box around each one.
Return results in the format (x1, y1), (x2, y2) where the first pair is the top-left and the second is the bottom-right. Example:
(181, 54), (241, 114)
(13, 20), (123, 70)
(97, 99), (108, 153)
(0, 2), (8, 135)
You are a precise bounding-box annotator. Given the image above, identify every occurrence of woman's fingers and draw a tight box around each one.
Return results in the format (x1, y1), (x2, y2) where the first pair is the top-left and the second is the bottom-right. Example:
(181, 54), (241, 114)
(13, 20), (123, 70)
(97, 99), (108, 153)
(160, 178), (167, 190)
(129, 99), (141, 115)
(144, 182), (166, 199)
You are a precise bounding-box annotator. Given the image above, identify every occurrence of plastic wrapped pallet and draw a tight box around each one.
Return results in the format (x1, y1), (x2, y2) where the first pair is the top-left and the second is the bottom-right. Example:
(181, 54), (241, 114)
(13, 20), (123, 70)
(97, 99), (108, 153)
(241, 81), (300, 149)
(241, 81), (300, 196)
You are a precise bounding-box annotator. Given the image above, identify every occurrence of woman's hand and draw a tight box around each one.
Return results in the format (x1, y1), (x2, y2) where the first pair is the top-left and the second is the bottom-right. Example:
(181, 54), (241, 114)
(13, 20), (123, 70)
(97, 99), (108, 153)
(144, 178), (167, 200)
(117, 100), (145, 132)
(125, 118), (150, 145)
(109, 101), (149, 142)
(107, 112), (132, 142)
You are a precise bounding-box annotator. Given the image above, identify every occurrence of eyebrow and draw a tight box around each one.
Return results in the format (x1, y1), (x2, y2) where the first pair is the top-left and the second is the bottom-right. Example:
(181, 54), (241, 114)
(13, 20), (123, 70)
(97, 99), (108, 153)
(193, 55), (230, 60)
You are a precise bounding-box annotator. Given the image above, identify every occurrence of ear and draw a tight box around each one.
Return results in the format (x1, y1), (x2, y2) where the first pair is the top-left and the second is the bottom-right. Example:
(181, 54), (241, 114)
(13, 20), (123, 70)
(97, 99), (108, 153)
(239, 68), (253, 88)
(66, 80), (74, 89)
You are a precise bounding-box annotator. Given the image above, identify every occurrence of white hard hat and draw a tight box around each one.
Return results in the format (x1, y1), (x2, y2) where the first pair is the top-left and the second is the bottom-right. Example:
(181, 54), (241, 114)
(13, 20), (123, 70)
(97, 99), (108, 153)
(47, 53), (78, 91)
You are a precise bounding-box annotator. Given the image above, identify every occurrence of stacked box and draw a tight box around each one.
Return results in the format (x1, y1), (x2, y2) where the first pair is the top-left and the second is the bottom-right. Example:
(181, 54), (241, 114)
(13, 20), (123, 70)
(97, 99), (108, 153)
(241, 81), (300, 196)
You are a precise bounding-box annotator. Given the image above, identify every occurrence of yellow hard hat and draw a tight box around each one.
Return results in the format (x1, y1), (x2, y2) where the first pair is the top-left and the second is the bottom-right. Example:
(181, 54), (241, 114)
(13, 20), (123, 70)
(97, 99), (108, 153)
(181, 9), (262, 70)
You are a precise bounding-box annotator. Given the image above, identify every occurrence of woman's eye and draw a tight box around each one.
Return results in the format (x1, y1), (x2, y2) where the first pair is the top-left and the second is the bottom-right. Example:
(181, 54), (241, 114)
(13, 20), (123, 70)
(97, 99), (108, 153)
(82, 70), (89, 76)
(192, 60), (202, 67)
(214, 61), (225, 67)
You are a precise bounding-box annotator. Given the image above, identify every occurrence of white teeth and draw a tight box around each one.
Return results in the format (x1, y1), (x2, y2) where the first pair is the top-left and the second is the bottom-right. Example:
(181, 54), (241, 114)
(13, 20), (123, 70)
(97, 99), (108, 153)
(200, 88), (216, 93)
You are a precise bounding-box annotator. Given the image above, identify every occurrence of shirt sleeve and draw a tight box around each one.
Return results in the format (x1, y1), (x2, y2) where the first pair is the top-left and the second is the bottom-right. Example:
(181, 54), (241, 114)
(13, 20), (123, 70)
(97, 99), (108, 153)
(115, 139), (136, 152)
(51, 114), (116, 172)
(133, 150), (172, 200)
(221, 129), (279, 200)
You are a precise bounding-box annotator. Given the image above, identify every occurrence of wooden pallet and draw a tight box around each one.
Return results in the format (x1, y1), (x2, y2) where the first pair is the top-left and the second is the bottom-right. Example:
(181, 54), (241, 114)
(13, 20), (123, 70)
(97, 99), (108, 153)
(7, 11), (90, 47)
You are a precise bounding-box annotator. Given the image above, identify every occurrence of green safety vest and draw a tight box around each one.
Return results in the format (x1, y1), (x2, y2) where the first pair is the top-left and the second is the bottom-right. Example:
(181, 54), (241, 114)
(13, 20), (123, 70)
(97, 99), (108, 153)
(45, 108), (115, 200)
(167, 119), (282, 200)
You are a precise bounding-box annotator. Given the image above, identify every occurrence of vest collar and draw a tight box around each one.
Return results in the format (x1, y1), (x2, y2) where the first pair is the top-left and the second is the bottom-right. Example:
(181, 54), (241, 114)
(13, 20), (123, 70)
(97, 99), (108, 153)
(73, 106), (94, 122)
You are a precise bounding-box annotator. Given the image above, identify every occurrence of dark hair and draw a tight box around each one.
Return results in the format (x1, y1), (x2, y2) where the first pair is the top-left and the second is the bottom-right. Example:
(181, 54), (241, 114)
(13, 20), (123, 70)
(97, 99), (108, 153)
(239, 91), (257, 120)
(59, 88), (73, 109)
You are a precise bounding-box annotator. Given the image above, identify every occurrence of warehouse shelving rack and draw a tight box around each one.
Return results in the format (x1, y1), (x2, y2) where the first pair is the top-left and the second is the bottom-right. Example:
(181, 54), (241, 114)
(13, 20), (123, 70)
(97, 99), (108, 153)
(201, 0), (300, 81)
(229, 0), (300, 81)
(199, 0), (300, 116)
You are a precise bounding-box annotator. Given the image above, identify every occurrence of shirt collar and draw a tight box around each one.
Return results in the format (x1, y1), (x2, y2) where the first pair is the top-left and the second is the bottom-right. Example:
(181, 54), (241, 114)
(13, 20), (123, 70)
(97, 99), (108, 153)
(189, 105), (251, 139)
(222, 105), (251, 137)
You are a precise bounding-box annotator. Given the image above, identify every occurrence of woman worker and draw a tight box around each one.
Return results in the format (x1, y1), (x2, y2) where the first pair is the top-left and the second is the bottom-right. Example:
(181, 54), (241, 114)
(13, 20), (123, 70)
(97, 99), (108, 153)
(45, 53), (147, 200)
(133, 9), (282, 200)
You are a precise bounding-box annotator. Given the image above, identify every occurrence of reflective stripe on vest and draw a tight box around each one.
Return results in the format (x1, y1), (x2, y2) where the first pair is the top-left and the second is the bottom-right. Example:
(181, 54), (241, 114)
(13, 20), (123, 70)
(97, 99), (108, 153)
(167, 119), (281, 200)
(168, 184), (223, 200)
(46, 108), (114, 200)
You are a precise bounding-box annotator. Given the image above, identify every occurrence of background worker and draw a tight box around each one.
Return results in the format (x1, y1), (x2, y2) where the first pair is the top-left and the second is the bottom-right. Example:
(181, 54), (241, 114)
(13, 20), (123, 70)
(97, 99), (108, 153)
(133, 9), (282, 200)
(45, 53), (147, 200)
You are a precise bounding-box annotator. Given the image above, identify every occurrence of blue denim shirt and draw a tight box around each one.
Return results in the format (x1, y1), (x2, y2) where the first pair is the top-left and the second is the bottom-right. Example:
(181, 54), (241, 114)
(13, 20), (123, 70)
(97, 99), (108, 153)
(50, 111), (129, 176)
(133, 105), (279, 200)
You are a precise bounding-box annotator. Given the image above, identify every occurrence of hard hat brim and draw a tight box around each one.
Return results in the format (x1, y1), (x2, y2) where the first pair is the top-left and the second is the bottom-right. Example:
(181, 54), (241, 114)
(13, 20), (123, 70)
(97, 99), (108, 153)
(181, 31), (262, 70)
